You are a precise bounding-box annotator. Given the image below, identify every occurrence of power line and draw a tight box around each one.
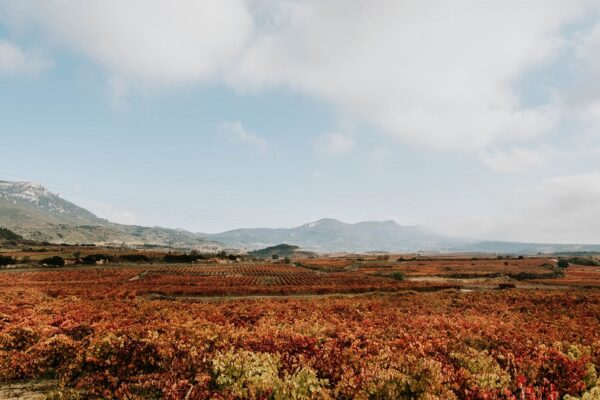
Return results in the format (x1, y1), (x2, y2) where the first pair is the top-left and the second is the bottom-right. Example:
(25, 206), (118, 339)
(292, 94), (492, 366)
(0, 171), (270, 226)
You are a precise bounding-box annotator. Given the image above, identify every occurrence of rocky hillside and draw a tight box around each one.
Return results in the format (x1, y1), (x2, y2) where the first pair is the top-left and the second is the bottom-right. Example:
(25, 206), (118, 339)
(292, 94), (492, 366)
(0, 180), (221, 251)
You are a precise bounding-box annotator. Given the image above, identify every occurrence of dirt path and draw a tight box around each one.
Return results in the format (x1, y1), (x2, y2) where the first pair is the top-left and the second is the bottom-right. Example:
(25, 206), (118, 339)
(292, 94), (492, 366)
(143, 283), (583, 302)
(145, 290), (417, 302)
(0, 380), (58, 399)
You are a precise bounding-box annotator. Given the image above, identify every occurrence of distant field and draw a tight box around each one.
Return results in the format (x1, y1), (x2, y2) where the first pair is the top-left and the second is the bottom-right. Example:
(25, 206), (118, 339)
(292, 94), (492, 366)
(3, 255), (596, 298)
(0, 263), (457, 298)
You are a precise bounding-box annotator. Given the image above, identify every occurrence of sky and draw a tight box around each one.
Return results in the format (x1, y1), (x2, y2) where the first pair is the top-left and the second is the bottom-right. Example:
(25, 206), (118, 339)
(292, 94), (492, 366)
(1, 0), (600, 243)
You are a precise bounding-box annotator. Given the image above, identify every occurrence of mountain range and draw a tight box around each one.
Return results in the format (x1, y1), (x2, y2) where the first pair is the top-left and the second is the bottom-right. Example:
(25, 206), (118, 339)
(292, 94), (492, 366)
(203, 218), (466, 252)
(2, 180), (600, 254)
(204, 220), (600, 254)
(0, 181), (221, 251)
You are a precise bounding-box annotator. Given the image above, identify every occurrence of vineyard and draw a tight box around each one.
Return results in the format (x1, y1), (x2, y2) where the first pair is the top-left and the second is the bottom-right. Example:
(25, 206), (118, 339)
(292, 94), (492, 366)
(1, 286), (600, 399)
(353, 257), (558, 277)
(0, 263), (457, 298)
(535, 263), (600, 287)
(1, 254), (600, 399)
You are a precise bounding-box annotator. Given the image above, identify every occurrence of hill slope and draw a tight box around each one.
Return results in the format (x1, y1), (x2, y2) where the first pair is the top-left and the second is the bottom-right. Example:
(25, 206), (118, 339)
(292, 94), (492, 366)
(206, 218), (465, 252)
(248, 244), (317, 258)
(206, 218), (600, 254)
(0, 181), (221, 250)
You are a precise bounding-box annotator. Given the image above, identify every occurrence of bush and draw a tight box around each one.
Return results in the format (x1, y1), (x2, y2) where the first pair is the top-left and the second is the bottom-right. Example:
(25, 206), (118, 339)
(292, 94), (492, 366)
(0, 255), (15, 266)
(391, 271), (405, 281)
(164, 254), (204, 263)
(558, 259), (570, 269)
(81, 254), (112, 265)
(0, 227), (22, 241)
(119, 254), (150, 263)
(498, 283), (516, 290)
(40, 256), (65, 267)
(569, 257), (600, 267)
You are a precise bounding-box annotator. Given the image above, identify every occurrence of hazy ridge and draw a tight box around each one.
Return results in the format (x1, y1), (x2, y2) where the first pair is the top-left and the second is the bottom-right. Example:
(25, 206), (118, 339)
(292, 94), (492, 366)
(2, 180), (599, 254)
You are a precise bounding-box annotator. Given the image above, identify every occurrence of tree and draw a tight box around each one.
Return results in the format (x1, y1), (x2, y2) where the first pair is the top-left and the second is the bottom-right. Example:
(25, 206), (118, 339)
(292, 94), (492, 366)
(272, 254), (279, 260)
(0, 255), (15, 266)
(0, 227), (22, 241)
(557, 259), (569, 269)
(40, 256), (65, 267)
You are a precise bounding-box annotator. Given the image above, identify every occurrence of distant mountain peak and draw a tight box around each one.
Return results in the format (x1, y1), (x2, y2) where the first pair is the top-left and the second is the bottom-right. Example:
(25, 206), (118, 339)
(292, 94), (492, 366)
(302, 218), (402, 230)
(0, 178), (222, 250)
(0, 179), (97, 221)
(302, 218), (343, 228)
(209, 217), (456, 252)
(0, 180), (52, 203)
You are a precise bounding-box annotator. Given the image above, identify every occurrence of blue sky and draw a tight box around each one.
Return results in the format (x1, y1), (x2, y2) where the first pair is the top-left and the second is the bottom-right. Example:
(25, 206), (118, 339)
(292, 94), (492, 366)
(1, 1), (600, 242)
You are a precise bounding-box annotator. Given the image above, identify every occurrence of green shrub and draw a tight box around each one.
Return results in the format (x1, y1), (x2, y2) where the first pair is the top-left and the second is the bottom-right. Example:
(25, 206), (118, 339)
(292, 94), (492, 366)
(569, 257), (600, 267)
(0, 227), (22, 241)
(391, 271), (405, 281)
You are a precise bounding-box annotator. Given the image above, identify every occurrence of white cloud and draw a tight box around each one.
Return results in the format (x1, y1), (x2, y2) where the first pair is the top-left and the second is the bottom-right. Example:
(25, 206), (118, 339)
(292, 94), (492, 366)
(508, 171), (600, 243)
(480, 147), (549, 173)
(576, 19), (600, 73)
(0, 0), (253, 86)
(221, 121), (269, 153)
(315, 133), (355, 155)
(0, 39), (49, 75)
(432, 171), (600, 243)
(570, 13), (600, 134)
(0, 0), (592, 151)
(232, 0), (582, 151)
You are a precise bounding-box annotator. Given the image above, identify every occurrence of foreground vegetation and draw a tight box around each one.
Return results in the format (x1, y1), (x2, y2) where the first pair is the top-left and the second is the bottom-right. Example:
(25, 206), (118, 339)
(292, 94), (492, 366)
(1, 288), (600, 399)
(2, 241), (600, 399)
